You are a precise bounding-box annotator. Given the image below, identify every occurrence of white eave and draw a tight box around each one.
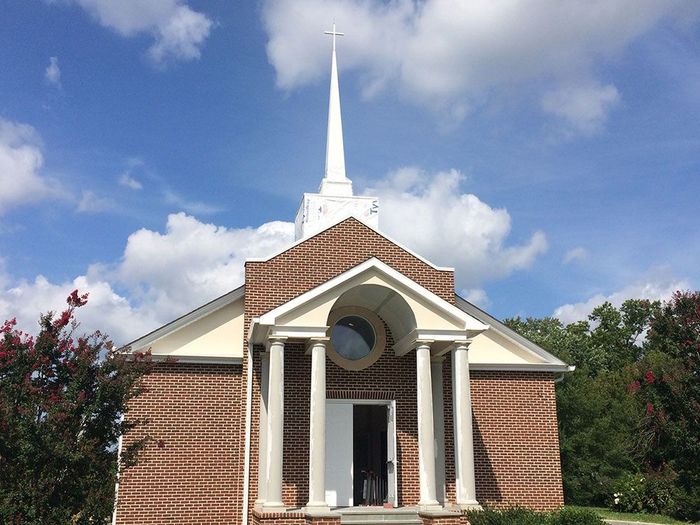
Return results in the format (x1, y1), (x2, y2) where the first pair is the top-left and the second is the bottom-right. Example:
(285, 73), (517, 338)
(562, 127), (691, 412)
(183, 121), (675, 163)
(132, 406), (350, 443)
(455, 295), (575, 373)
(125, 285), (245, 364)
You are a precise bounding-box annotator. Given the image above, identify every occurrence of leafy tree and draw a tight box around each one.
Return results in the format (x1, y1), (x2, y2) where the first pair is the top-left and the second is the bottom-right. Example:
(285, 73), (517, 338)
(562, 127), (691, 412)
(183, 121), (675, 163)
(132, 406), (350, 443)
(506, 299), (656, 506)
(0, 290), (151, 524)
(628, 291), (700, 520)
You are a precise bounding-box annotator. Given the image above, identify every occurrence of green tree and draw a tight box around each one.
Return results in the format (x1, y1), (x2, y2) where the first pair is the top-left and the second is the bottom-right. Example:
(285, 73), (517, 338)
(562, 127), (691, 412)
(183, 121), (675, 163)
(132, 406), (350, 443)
(629, 291), (700, 520)
(506, 299), (656, 505)
(0, 290), (151, 524)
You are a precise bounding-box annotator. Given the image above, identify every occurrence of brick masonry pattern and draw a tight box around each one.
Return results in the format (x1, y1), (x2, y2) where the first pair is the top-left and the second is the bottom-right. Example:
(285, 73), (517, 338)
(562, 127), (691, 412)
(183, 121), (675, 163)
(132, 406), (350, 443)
(115, 364), (243, 525)
(116, 217), (564, 524)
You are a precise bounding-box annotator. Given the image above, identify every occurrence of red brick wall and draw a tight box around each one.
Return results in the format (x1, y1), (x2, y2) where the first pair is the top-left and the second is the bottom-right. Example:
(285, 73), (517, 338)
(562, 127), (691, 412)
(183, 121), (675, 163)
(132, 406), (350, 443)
(115, 363), (243, 525)
(244, 217), (457, 518)
(470, 371), (564, 510)
(244, 217), (456, 316)
(118, 218), (564, 524)
(245, 218), (564, 516)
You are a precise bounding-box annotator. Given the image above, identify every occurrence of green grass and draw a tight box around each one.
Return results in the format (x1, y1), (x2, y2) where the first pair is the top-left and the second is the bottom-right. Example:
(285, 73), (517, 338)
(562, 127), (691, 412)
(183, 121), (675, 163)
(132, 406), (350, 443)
(566, 506), (698, 525)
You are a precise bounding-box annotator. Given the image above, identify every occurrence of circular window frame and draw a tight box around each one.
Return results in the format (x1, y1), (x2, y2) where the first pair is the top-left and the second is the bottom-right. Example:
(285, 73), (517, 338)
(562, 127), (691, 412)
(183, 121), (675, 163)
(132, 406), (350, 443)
(327, 306), (386, 371)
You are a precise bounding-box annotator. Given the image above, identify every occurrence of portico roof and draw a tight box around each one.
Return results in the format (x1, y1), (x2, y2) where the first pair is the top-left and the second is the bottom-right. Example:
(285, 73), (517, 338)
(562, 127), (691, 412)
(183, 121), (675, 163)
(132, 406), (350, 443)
(248, 257), (489, 347)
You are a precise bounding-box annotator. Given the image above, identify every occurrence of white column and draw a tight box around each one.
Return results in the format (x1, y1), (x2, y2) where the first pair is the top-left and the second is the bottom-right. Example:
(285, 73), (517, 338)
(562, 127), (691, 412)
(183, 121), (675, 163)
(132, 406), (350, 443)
(416, 342), (439, 508)
(306, 339), (329, 511)
(263, 337), (286, 511)
(453, 342), (479, 508)
(431, 356), (446, 505)
(256, 351), (270, 508)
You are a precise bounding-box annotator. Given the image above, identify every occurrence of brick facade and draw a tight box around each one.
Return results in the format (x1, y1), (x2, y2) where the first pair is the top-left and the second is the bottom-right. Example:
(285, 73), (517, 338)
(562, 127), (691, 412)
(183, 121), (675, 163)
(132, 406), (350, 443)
(471, 371), (564, 510)
(116, 218), (565, 524)
(115, 364), (243, 525)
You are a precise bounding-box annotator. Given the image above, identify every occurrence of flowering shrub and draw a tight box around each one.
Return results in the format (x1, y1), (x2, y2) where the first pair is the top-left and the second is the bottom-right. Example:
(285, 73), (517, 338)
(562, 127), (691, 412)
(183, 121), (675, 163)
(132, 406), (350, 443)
(0, 291), (152, 524)
(611, 473), (678, 516)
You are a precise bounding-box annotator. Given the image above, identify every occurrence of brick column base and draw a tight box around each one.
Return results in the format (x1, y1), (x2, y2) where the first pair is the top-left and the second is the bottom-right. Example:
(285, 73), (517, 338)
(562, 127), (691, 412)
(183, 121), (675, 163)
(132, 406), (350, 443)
(419, 510), (470, 525)
(251, 510), (341, 525)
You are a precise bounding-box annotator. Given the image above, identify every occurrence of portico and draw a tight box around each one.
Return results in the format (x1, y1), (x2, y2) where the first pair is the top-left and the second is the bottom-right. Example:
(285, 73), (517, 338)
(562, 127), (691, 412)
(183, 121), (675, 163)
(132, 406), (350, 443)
(249, 258), (487, 513)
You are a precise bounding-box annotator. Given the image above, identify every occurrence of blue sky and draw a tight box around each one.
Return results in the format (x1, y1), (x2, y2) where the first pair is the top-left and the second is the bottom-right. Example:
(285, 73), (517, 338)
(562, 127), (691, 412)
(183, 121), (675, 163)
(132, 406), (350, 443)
(1, 1), (699, 343)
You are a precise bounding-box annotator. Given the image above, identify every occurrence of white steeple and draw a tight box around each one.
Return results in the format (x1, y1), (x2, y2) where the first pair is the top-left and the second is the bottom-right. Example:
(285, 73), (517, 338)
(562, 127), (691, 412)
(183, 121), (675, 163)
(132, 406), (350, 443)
(294, 24), (379, 240)
(319, 23), (352, 197)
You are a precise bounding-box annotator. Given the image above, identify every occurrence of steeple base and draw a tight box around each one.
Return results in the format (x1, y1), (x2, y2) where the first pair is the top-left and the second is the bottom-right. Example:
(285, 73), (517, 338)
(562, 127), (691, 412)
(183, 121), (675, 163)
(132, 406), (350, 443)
(319, 178), (353, 197)
(295, 192), (379, 240)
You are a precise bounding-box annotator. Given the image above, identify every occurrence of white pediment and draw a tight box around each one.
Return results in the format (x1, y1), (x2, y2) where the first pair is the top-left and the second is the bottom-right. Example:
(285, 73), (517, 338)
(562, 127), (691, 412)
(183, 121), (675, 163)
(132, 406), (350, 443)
(250, 258), (488, 345)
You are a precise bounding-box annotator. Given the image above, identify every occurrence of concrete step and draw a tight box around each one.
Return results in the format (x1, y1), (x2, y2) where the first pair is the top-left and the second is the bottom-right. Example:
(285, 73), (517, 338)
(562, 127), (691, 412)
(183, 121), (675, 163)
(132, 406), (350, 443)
(339, 508), (422, 525)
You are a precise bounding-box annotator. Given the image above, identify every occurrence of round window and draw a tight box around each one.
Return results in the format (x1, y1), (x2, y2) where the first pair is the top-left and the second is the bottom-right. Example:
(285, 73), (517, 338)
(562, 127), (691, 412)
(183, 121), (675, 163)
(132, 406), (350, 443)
(331, 315), (376, 361)
(327, 307), (386, 371)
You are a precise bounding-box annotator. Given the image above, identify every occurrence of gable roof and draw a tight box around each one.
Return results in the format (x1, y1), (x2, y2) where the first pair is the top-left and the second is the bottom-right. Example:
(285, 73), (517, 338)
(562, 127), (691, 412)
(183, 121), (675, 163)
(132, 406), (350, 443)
(455, 295), (574, 372)
(126, 285), (245, 352)
(249, 257), (488, 344)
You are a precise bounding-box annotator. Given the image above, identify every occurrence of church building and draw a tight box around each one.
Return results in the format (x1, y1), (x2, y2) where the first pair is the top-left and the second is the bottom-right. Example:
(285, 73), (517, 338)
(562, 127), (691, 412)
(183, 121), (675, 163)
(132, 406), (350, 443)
(114, 26), (572, 525)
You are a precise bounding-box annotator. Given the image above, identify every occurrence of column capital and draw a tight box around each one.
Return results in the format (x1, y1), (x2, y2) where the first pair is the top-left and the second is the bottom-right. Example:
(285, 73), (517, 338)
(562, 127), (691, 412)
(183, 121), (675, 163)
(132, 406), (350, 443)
(305, 337), (329, 355)
(452, 340), (472, 352)
(415, 340), (434, 350)
(266, 337), (287, 352)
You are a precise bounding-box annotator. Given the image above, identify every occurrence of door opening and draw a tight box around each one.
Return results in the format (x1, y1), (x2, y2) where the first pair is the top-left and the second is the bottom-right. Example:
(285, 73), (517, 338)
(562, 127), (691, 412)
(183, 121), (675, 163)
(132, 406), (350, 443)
(353, 405), (388, 506)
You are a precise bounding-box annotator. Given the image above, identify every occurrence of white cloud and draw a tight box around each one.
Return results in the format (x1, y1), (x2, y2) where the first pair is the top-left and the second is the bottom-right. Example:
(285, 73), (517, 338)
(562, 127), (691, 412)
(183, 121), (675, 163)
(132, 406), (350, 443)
(0, 162), (552, 343)
(263, 0), (698, 128)
(68, 0), (213, 66)
(563, 247), (588, 264)
(0, 214), (294, 344)
(462, 288), (491, 309)
(366, 168), (548, 288)
(77, 190), (115, 213)
(0, 117), (56, 212)
(118, 172), (142, 190)
(44, 56), (61, 87)
(542, 82), (620, 134)
(554, 274), (690, 325)
(163, 190), (223, 215)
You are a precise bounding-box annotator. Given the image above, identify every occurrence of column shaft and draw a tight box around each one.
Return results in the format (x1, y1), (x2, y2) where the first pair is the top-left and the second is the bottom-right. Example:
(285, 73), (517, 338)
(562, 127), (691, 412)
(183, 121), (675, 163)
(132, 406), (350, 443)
(306, 340), (328, 510)
(256, 352), (270, 507)
(416, 343), (439, 507)
(263, 338), (285, 510)
(431, 357), (446, 504)
(453, 343), (479, 508)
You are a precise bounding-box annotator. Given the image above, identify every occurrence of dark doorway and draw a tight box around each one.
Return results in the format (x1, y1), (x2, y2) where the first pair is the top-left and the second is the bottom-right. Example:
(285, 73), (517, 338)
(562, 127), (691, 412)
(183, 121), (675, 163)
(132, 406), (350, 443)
(353, 405), (388, 506)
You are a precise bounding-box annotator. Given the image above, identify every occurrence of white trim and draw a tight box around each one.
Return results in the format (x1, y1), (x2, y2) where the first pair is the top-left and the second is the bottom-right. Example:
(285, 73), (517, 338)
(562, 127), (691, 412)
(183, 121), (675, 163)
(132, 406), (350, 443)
(393, 329), (483, 357)
(246, 215), (454, 272)
(149, 354), (243, 365)
(469, 363), (575, 373)
(126, 286), (245, 351)
(242, 342), (254, 525)
(269, 325), (330, 340)
(255, 258), (487, 334)
(111, 423), (124, 525)
(454, 295), (571, 369)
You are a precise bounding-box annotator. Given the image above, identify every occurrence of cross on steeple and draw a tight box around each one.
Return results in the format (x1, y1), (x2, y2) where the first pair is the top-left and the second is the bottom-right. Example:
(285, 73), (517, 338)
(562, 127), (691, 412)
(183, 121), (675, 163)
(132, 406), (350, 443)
(324, 22), (344, 53)
(319, 22), (351, 195)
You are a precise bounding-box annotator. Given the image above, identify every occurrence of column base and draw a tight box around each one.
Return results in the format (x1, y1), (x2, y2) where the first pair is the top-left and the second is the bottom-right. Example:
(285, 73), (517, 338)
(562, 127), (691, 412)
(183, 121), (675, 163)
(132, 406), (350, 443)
(452, 501), (482, 511)
(418, 501), (442, 512)
(261, 502), (287, 513)
(303, 503), (331, 514)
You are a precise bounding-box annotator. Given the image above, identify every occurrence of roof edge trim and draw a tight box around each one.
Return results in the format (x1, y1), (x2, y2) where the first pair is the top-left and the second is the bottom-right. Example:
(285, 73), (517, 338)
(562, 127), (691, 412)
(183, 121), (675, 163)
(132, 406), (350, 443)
(125, 285), (245, 351)
(455, 295), (572, 370)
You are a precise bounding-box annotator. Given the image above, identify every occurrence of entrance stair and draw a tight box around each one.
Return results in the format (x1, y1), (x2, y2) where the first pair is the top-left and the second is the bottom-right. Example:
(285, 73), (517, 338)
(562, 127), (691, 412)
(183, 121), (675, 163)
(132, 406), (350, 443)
(338, 507), (423, 525)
